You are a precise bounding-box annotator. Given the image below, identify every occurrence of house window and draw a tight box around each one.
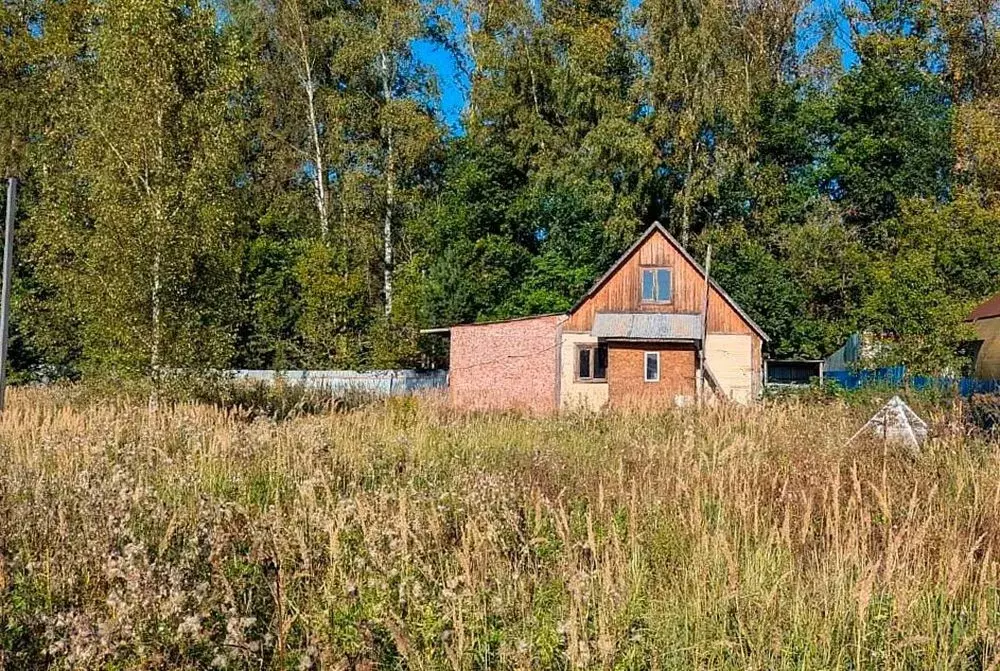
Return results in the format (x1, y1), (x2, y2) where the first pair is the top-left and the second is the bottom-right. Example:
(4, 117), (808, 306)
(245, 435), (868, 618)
(641, 267), (672, 303)
(577, 343), (608, 381)
(645, 351), (660, 382)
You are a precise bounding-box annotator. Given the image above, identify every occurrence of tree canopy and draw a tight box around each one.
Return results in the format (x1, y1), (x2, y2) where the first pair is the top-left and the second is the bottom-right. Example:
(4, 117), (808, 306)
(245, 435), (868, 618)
(2, 0), (999, 379)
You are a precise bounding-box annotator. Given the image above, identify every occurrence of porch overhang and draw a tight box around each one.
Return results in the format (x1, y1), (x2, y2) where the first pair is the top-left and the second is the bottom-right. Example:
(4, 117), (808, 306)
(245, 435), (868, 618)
(591, 313), (703, 342)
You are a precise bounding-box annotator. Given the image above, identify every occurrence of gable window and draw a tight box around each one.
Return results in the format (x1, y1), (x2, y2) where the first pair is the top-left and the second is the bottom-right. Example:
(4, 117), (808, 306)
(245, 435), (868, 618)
(577, 343), (608, 382)
(644, 351), (660, 382)
(641, 267), (672, 303)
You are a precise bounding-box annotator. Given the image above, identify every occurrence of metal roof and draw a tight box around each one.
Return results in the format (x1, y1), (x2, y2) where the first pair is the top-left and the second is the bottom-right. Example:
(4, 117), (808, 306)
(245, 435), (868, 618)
(969, 292), (1000, 322)
(591, 312), (703, 341)
(569, 221), (770, 342)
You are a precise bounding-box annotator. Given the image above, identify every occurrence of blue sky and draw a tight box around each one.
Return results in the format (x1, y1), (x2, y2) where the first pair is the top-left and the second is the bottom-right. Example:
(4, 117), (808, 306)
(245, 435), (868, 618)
(414, 37), (468, 133)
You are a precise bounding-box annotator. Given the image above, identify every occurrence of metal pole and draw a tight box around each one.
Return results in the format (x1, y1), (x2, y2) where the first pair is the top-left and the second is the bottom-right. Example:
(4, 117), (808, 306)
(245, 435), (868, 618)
(0, 177), (17, 411)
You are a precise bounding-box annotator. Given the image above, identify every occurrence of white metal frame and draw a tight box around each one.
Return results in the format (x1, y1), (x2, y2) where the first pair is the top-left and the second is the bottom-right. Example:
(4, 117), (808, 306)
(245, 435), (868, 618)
(644, 351), (660, 382)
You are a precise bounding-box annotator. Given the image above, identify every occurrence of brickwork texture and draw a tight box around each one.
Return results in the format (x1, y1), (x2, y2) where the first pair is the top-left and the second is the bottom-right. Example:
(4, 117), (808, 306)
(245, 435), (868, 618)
(449, 315), (564, 412)
(607, 342), (697, 409)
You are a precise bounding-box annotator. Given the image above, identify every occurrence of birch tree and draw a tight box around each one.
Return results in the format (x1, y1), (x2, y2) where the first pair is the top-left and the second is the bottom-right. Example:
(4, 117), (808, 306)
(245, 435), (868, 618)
(249, 0), (342, 238)
(330, 0), (440, 319)
(61, 0), (241, 377)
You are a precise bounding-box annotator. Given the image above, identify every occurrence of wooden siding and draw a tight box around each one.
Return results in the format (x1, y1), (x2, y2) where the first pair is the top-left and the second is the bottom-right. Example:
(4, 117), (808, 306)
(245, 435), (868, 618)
(565, 230), (754, 337)
(751, 334), (762, 396)
(608, 343), (697, 409)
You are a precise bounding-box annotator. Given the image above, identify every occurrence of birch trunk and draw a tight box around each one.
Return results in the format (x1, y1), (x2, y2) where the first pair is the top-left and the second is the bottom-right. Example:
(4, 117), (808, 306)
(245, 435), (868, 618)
(380, 45), (395, 317)
(149, 202), (163, 411)
(294, 3), (329, 237)
(149, 112), (164, 410)
(151, 246), (162, 373)
(681, 142), (695, 246)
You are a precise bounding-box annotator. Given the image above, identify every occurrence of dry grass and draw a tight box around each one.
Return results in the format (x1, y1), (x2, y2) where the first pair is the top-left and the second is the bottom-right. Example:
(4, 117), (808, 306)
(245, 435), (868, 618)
(1, 387), (999, 669)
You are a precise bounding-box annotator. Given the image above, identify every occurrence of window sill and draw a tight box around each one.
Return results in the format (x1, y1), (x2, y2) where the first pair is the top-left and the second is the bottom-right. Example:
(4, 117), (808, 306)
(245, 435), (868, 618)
(574, 378), (608, 384)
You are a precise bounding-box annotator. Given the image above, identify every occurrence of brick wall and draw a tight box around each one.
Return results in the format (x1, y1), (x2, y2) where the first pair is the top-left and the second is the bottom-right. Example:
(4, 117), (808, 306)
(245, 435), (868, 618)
(608, 343), (696, 409)
(449, 315), (564, 413)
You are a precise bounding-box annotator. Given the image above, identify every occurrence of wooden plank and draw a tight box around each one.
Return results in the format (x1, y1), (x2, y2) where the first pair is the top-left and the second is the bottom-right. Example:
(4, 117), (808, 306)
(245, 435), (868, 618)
(705, 334), (753, 403)
(566, 228), (754, 337)
(973, 318), (1000, 378)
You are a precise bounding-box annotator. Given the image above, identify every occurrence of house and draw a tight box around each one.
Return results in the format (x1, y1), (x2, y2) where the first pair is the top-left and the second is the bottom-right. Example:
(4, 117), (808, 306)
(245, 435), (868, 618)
(968, 292), (1000, 379)
(425, 222), (769, 412)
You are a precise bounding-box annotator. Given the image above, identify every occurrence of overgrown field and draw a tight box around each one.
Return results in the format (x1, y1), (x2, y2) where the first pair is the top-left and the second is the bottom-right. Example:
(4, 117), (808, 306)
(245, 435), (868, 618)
(2, 388), (1000, 669)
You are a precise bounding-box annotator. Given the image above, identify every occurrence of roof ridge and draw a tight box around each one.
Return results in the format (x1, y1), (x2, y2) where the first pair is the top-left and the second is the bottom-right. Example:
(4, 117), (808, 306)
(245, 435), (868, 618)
(569, 221), (770, 342)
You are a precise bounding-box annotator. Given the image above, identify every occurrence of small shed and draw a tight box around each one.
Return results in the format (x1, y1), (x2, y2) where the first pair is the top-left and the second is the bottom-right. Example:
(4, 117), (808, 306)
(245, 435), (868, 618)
(765, 360), (824, 387)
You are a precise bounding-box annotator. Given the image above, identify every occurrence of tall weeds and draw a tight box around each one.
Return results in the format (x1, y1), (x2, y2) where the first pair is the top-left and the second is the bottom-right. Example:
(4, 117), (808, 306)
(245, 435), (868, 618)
(1, 389), (998, 669)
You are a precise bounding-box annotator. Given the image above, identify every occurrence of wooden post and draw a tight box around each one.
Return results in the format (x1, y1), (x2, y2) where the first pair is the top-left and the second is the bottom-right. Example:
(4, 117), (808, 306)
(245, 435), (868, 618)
(701, 245), (712, 342)
(699, 245), (712, 406)
(0, 177), (17, 411)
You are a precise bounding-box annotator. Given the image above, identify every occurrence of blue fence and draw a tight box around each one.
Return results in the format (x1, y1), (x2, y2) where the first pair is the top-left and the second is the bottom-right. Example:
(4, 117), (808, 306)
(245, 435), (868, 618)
(825, 366), (1000, 396)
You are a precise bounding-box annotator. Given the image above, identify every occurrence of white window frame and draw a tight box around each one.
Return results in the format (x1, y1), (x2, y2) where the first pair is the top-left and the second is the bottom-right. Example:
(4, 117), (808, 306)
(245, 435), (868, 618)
(644, 351), (660, 382)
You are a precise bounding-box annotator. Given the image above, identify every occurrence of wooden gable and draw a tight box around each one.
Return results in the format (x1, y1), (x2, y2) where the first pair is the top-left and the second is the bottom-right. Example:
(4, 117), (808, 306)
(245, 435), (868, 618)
(564, 223), (767, 339)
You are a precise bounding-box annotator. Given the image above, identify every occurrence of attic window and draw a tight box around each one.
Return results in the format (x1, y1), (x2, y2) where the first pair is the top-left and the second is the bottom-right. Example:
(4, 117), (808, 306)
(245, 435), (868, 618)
(577, 343), (608, 382)
(641, 267), (672, 303)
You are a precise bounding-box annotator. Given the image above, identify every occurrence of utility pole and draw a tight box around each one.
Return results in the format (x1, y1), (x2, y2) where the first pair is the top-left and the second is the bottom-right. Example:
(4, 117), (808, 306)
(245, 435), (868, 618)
(701, 244), (712, 344)
(0, 177), (17, 411)
(699, 245), (712, 407)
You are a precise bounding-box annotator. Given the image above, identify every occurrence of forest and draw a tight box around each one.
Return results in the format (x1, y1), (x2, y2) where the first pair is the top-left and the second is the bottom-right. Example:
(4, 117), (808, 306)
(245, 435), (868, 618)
(2, 0), (1000, 380)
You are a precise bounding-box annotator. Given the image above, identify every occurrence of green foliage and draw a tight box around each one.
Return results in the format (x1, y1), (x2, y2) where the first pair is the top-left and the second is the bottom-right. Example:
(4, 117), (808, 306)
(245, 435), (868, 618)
(828, 49), (953, 247)
(896, 191), (1000, 301)
(4, 0), (1000, 379)
(22, 0), (243, 377)
(294, 241), (370, 368)
(0, 569), (49, 670)
(862, 248), (975, 376)
(703, 226), (813, 357)
(409, 140), (534, 324)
